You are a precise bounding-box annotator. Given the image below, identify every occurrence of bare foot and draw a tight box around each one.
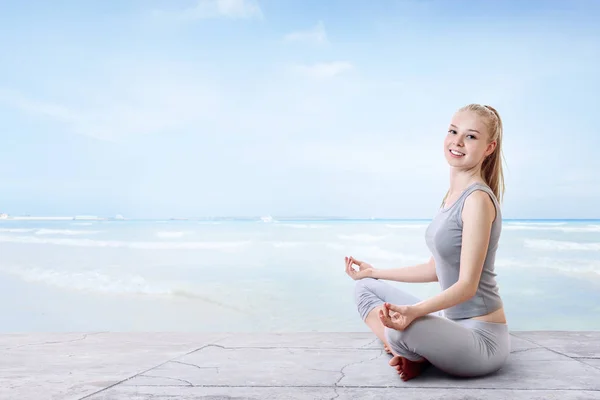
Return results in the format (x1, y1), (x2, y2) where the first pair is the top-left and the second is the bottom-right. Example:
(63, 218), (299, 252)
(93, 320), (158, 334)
(389, 355), (403, 374)
(399, 357), (430, 381)
(388, 355), (430, 381)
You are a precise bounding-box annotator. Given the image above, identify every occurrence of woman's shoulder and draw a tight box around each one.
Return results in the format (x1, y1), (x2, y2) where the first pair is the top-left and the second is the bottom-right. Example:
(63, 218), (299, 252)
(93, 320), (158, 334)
(461, 183), (501, 225)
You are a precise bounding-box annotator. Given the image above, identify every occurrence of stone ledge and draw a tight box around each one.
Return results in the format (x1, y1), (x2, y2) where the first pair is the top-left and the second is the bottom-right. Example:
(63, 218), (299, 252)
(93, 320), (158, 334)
(2, 331), (599, 400)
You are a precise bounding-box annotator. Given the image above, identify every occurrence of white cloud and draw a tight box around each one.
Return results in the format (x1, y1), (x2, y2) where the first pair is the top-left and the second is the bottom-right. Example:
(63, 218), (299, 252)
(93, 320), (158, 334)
(154, 0), (263, 21)
(291, 61), (353, 79)
(284, 21), (327, 44)
(0, 90), (84, 128)
(0, 62), (222, 141)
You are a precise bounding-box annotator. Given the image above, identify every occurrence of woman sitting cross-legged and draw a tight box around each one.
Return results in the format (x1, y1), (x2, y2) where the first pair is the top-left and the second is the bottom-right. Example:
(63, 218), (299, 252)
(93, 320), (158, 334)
(345, 103), (510, 381)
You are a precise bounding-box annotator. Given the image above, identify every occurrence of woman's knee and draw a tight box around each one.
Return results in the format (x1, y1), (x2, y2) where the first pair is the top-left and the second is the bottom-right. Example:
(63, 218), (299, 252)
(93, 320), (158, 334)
(354, 277), (378, 300)
(354, 276), (376, 290)
(354, 278), (382, 320)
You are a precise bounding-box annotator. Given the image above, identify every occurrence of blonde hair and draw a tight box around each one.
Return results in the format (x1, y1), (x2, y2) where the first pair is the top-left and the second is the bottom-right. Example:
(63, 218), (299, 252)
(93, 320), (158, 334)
(444, 104), (506, 204)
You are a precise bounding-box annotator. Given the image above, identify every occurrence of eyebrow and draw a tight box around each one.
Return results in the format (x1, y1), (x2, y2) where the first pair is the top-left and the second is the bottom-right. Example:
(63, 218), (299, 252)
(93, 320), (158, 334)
(450, 124), (480, 134)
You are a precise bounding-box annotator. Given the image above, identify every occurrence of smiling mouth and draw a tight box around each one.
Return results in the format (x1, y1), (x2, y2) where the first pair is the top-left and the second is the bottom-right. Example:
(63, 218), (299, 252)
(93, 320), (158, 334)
(449, 149), (465, 157)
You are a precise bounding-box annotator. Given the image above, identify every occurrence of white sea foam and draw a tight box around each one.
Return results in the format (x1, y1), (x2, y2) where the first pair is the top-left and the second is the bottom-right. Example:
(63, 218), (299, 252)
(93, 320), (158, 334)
(35, 229), (101, 235)
(551, 267), (600, 279)
(0, 235), (251, 251)
(337, 234), (387, 242)
(0, 228), (100, 235)
(0, 265), (247, 312)
(495, 258), (527, 268)
(385, 224), (428, 229)
(507, 222), (567, 226)
(519, 288), (545, 296)
(155, 231), (188, 238)
(505, 224), (600, 233)
(524, 239), (600, 251)
(7, 266), (168, 295)
(276, 223), (330, 229)
(355, 246), (421, 262)
(497, 257), (600, 280)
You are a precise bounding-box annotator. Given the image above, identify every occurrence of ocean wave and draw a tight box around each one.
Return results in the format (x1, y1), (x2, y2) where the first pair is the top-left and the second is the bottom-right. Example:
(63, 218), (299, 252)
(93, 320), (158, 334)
(550, 267), (600, 279)
(0, 228), (34, 233)
(0, 235), (251, 251)
(276, 223), (330, 229)
(385, 224), (428, 229)
(155, 231), (189, 238)
(35, 229), (101, 235)
(0, 265), (247, 312)
(496, 257), (600, 280)
(507, 222), (568, 226)
(505, 224), (600, 233)
(524, 239), (600, 251)
(353, 245), (423, 262)
(495, 258), (526, 268)
(0, 228), (101, 235)
(337, 234), (388, 242)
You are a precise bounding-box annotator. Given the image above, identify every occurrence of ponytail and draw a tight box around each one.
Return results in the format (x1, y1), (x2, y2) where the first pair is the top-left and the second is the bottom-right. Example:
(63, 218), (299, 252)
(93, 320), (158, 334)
(480, 105), (505, 203)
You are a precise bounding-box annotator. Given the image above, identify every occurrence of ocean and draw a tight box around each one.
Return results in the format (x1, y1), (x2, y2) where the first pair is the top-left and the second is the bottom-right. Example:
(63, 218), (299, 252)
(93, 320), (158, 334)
(1, 218), (599, 333)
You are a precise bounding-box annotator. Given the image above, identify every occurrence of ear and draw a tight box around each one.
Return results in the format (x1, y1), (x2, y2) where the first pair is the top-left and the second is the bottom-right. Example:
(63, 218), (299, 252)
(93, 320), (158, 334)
(485, 140), (497, 157)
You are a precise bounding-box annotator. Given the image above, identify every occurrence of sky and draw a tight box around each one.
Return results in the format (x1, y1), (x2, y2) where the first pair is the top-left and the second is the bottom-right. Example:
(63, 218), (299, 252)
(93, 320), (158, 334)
(0, 0), (599, 219)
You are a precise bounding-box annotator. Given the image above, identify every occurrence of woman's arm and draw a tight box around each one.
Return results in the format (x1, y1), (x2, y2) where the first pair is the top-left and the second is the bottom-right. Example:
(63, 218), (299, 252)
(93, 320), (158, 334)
(411, 190), (496, 317)
(370, 256), (438, 283)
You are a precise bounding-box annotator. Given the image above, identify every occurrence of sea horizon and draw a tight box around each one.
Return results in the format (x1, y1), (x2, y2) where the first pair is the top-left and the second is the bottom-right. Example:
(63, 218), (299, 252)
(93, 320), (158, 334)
(2, 215), (600, 222)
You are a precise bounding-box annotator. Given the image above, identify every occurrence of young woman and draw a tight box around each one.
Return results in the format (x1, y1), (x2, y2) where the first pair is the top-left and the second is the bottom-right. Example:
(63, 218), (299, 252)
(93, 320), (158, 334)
(345, 104), (509, 381)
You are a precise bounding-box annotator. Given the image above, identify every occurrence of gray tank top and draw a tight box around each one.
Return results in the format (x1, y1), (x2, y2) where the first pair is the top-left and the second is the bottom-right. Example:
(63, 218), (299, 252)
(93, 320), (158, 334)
(425, 182), (503, 319)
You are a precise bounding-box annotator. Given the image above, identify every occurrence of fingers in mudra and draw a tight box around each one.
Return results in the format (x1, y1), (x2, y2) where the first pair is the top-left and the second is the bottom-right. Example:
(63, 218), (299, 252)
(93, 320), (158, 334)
(344, 256), (356, 278)
(379, 302), (411, 330)
(379, 303), (394, 325)
(345, 256), (367, 280)
(350, 256), (363, 268)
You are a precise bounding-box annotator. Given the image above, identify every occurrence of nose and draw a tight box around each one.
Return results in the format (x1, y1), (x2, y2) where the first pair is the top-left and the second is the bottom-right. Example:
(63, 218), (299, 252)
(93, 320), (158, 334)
(453, 135), (465, 147)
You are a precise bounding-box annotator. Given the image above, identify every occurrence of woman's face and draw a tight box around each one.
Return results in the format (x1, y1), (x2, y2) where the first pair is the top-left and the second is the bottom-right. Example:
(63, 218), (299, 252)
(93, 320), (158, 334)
(444, 110), (496, 169)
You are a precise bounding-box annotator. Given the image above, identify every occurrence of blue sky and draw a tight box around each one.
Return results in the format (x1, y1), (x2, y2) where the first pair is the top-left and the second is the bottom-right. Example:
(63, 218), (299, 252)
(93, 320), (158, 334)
(0, 0), (599, 219)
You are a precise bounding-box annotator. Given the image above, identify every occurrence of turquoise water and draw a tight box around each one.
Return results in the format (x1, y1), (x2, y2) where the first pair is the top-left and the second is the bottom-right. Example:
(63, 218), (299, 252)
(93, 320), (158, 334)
(1, 218), (599, 332)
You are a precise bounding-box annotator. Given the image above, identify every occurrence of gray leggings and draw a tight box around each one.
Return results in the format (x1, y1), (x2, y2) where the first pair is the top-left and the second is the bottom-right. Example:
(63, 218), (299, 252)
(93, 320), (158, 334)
(355, 277), (510, 377)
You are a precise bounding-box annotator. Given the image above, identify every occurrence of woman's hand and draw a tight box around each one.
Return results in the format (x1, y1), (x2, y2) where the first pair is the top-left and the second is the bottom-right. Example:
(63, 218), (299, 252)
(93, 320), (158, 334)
(345, 256), (374, 280)
(378, 302), (420, 331)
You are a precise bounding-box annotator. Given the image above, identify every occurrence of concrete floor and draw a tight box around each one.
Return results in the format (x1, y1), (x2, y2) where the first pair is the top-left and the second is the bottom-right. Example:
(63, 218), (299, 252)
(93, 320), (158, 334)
(2, 331), (600, 399)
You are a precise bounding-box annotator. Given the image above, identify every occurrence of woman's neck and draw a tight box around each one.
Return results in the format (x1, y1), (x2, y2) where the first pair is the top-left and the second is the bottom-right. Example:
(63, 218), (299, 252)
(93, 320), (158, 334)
(449, 168), (483, 194)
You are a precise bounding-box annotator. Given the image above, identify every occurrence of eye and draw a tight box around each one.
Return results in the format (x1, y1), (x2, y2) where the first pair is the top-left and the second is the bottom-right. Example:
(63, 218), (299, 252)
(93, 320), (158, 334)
(448, 129), (457, 135)
(467, 134), (477, 139)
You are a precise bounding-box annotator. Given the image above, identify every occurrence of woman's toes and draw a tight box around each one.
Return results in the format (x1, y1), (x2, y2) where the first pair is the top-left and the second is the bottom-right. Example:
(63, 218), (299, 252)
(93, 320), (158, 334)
(389, 355), (402, 366)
